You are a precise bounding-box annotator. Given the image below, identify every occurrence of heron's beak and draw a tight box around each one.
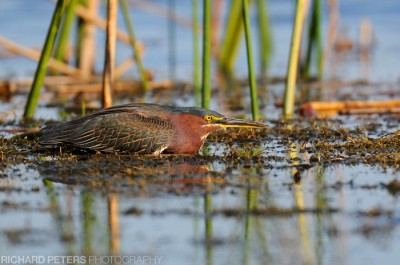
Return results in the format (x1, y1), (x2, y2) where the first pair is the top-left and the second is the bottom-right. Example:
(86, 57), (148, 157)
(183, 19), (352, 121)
(217, 117), (268, 129)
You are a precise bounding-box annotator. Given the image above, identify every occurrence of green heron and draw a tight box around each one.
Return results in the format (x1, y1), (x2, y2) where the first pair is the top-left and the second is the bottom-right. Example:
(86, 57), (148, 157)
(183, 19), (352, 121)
(39, 103), (267, 155)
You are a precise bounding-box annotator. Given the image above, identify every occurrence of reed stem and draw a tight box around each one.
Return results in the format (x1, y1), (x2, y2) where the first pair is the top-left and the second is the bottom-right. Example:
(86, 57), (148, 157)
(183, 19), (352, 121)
(303, 0), (323, 80)
(201, 0), (211, 109)
(255, 0), (272, 74)
(218, 0), (243, 76)
(54, 0), (78, 65)
(242, 0), (259, 121)
(24, 0), (67, 118)
(283, 0), (308, 118)
(192, 0), (201, 107)
(120, 0), (148, 91)
(314, 0), (323, 79)
(75, 0), (86, 68)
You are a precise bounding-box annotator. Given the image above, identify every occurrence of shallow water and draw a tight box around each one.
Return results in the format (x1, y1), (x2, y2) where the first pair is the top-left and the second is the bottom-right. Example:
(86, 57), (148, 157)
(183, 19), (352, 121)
(1, 1), (400, 265)
(1, 157), (400, 265)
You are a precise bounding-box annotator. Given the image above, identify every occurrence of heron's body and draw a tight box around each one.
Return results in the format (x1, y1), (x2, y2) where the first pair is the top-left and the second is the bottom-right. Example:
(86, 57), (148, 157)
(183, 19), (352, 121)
(39, 103), (266, 154)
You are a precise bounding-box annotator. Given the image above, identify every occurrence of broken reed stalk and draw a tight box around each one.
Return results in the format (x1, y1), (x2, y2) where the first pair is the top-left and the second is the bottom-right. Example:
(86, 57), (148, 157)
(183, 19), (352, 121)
(303, 0), (323, 80)
(255, 0), (272, 74)
(192, 0), (201, 107)
(102, 0), (118, 108)
(23, 0), (67, 119)
(53, 0), (78, 66)
(218, 0), (244, 76)
(242, 0), (259, 121)
(201, 0), (211, 109)
(120, 0), (148, 91)
(283, 0), (308, 119)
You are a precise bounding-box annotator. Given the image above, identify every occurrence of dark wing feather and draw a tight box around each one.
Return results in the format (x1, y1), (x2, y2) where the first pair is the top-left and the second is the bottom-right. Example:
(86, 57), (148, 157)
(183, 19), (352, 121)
(39, 112), (175, 154)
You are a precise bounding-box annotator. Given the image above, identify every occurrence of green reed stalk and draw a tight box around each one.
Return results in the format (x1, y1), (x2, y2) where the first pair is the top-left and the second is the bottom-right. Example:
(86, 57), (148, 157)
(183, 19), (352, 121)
(283, 0), (307, 119)
(255, 0), (272, 74)
(218, 0), (243, 76)
(303, 0), (323, 80)
(242, 0), (259, 121)
(192, 0), (201, 107)
(120, 0), (148, 90)
(201, 0), (211, 109)
(54, 0), (78, 65)
(24, 0), (67, 118)
(314, 0), (323, 79)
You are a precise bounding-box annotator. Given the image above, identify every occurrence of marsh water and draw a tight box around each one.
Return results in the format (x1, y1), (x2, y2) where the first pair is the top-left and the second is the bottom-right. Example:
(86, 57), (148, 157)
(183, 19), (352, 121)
(1, 1), (400, 265)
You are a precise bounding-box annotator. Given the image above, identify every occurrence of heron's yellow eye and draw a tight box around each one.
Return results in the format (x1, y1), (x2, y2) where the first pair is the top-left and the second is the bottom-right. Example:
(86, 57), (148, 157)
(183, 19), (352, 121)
(204, 115), (213, 122)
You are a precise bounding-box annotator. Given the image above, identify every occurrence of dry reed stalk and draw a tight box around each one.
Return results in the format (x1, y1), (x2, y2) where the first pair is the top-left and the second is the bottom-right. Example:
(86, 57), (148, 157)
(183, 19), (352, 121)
(0, 37), (92, 80)
(48, 80), (173, 95)
(325, 0), (339, 69)
(114, 57), (135, 79)
(102, 0), (118, 108)
(1, 76), (94, 96)
(283, 0), (309, 118)
(211, 0), (224, 59)
(75, 4), (139, 45)
(77, 0), (99, 77)
(0, 128), (40, 133)
(299, 99), (400, 117)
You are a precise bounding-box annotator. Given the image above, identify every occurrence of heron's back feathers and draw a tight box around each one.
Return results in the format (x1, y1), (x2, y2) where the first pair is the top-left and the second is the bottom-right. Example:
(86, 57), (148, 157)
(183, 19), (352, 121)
(39, 105), (176, 154)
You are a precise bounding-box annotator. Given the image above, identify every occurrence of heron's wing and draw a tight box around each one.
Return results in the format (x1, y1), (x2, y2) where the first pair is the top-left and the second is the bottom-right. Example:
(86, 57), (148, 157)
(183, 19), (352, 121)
(40, 112), (175, 154)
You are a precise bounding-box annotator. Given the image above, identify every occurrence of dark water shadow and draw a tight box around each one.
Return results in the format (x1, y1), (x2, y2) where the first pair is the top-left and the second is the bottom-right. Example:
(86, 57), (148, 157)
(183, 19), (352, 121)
(38, 154), (223, 195)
